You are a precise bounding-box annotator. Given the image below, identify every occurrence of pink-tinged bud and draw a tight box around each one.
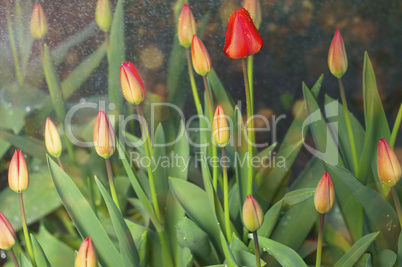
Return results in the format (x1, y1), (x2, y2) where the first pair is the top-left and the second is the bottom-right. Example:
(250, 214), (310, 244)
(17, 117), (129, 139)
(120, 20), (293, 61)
(191, 35), (211, 76)
(243, 195), (264, 232)
(96, 0), (112, 32)
(8, 149), (29, 193)
(45, 118), (62, 158)
(328, 30), (348, 78)
(212, 104), (230, 147)
(75, 237), (97, 267)
(178, 5), (196, 48)
(243, 0), (262, 29)
(224, 8), (264, 59)
(120, 62), (146, 105)
(377, 139), (401, 187)
(0, 212), (16, 250)
(314, 173), (335, 214)
(30, 3), (48, 40)
(93, 109), (115, 159)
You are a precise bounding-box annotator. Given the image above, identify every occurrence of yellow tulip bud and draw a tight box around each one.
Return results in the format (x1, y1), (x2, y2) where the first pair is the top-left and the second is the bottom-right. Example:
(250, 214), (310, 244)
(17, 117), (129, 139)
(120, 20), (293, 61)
(314, 173), (335, 214)
(377, 138), (401, 187)
(212, 104), (230, 147)
(93, 109), (116, 159)
(45, 118), (62, 158)
(75, 237), (97, 267)
(178, 5), (196, 48)
(242, 195), (264, 232)
(243, 0), (262, 29)
(8, 149), (29, 193)
(0, 212), (16, 250)
(96, 0), (112, 32)
(191, 35), (211, 76)
(30, 3), (48, 40)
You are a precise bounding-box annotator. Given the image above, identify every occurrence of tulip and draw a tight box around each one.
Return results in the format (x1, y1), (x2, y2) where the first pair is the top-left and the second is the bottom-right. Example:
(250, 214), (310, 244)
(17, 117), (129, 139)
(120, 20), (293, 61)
(328, 30), (348, 79)
(191, 35), (211, 76)
(224, 8), (264, 59)
(243, 0), (262, 29)
(243, 195), (264, 232)
(45, 118), (62, 158)
(75, 237), (97, 267)
(120, 62), (146, 105)
(314, 173), (335, 214)
(212, 104), (229, 147)
(377, 138), (401, 187)
(30, 3), (48, 40)
(0, 212), (15, 250)
(96, 0), (112, 32)
(178, 5), (197, 48)
(8, 149), (29, 193)
(93, 109), (115, 159)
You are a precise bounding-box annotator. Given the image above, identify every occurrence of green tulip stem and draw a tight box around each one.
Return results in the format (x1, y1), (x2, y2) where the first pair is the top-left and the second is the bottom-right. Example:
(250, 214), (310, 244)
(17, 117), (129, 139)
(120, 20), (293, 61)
(253, 231), (261, 267)
(19, 193), (36, 267)
(316, 214), (325, 267)
(5, 0), (23, 85)
(247, 56), (256, 145)
(338, 78), (359, 176)
(136, 105), (161, 222)
(9, 249), (19, 267)
(186, 48), (202, 116)
(222, 147), (231, 242)
(203, 76), (218, 191)
(390, 102), (402, 148)
(241, 58), (254, 196)
(105, 158), (121, 211)
(391, 187), (402, 229)
(57, 157), (64, 170)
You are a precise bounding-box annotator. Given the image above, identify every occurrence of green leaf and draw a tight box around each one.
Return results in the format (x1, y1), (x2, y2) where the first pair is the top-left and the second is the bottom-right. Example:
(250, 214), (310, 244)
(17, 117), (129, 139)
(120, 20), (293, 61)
(169, 121), (189, 179)
(169, 178), (222, 256)
(373, 249), (397, 267)
(108, 0), (125, 113)
(0, 169), (61, 231)
(334, 232), (379, 267)
(36, 224), (75, 267)
(355, 253), (372, 267)
(95, 177), (139, 267)
(20, 253), (33, 267)
(0, 129), (46, 160)
(31, 234), (51, 267)
(258, 236), (308, 267)
(42, 44), (66, 123)
(282, 188), (315, 207)
(326, 163), (398, 250)
(220, 231), (239, 267)
(399, 232), (402, 267)
(153, 124), (169, 213)
(47, 156), (124, 267)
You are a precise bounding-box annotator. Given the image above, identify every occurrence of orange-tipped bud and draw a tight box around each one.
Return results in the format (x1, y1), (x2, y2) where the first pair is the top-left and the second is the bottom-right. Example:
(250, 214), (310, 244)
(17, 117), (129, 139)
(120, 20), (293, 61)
(243, 0), (262, 29)
(8, 149), (29, 193)
(120, 62), (146, 105)
(96, 0), (112, 32)
(328, 30), (348, 78)
(45, 118), (62, 158)
(314, 173), (335, 214)
(191, 35), (211, 76)
(75, 237), (97, 267)
(243, 195), (264, 232)
(212, 104), (230, 147)
(224, 8), (264, 59)
(0, 212), (16, 250)
(178, 5), (196, 48)
(93, 109), (115, 159)
(30, 3), (48, 40)
(377, 138), (401, 187)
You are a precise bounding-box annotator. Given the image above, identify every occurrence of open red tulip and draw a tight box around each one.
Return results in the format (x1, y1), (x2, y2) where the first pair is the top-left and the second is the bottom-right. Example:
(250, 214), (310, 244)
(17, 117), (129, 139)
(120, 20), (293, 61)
(223, 8), (264, 59)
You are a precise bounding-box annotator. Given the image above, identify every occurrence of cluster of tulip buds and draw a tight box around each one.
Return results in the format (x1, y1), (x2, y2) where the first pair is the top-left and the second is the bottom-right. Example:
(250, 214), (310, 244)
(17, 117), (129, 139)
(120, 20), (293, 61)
(30, 3), (48, 40)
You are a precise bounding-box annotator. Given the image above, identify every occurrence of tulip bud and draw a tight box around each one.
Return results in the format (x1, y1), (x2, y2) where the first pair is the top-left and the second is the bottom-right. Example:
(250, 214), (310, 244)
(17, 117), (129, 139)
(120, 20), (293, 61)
(45, 118), (62, 158)
(30, 3), (48, 40)
(328, 30), (348, 79)
(314, 173), (335, 214)
(224, 8), (264, 59)
(0, 212), (16, 250)
(377, 138), (401, 187)
(8, 149), (29, 193)
(191, 35), (211, 76)
(96, 0), (112, 32)
(178, 5), (196, 48)
(243, 0), (262, 29)
(75, 237), (97, 267)
(212, 104), (230, 147)
(93, 109), (115, 159)
(120, 62), (146, 105)
(243, 195), (264, 232)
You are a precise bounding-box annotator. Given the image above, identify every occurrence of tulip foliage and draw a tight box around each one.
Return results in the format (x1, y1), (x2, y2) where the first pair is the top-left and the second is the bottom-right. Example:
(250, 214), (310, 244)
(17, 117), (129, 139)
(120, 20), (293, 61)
(0, 1), (401, 267)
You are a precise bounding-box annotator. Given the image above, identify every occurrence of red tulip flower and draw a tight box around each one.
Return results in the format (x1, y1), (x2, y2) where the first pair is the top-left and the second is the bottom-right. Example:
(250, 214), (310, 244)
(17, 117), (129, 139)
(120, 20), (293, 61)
(223, 8), (264, 59)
